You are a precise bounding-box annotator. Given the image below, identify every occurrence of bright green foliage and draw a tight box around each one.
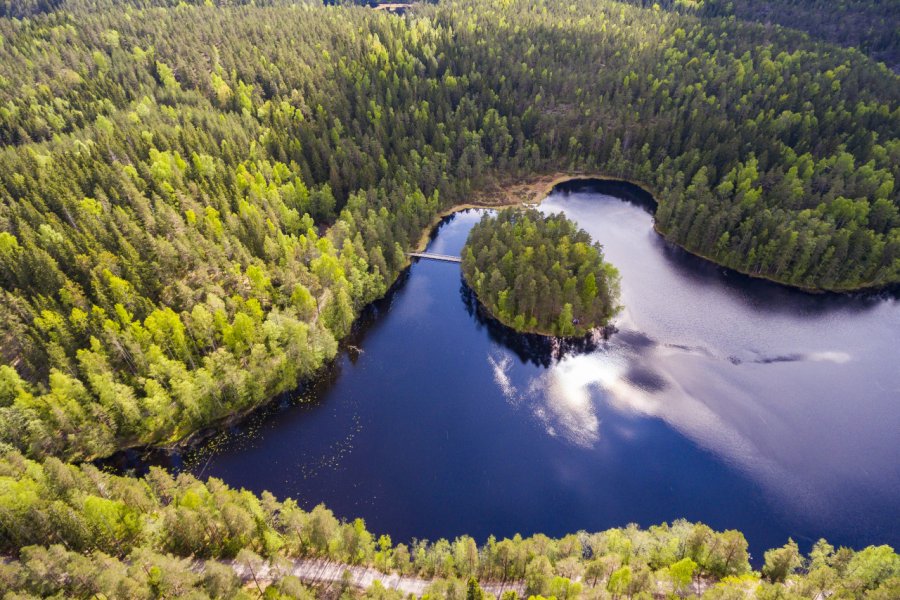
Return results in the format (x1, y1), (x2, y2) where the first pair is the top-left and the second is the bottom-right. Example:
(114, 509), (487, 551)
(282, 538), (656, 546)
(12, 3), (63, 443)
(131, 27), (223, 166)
(0, 0), (895, 461)
(547, 575), (582, 600)
(465, 576), (484, 600)
(0, 0), (896, 594)
(0, 542), (308, 599)
(462, 209), (621, 336)
(763, 539), (804, 583)
(668, 556), (698, 596)
(0, 450), (896, 599)
(652, 0), (900, 70)
(607, 565), (632, 599)
(525, 555), (554, 596)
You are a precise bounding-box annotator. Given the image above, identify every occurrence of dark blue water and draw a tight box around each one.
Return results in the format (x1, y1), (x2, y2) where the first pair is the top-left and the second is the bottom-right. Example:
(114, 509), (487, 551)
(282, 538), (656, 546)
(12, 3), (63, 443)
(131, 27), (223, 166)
(116, 181), (900, 558)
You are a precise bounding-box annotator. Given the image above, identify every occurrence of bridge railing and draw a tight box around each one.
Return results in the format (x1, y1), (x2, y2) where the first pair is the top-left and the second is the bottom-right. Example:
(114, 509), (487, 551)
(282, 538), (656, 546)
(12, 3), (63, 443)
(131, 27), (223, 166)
(407, 252), (462, 263)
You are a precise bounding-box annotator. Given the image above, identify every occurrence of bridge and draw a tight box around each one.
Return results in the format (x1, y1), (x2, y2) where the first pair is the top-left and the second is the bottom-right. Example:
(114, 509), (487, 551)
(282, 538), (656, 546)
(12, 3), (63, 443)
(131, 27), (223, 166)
(372, 3), (414, 14)
(408, 252), (462, 263)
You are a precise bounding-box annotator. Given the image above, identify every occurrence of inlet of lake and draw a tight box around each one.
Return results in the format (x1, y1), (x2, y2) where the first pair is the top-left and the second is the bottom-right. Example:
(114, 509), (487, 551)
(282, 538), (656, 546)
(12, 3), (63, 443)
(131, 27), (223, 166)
(113, 180), (900, 559)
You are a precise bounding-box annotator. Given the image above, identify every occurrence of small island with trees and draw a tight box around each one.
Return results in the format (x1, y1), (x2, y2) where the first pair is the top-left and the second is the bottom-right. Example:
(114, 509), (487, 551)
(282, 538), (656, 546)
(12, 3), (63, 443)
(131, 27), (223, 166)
(461, 209), (621, 337)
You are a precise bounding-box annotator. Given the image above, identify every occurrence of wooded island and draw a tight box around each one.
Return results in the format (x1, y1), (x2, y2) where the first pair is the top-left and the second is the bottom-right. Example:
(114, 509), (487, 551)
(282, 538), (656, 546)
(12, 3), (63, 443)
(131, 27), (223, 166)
(462, 209), (620, 337)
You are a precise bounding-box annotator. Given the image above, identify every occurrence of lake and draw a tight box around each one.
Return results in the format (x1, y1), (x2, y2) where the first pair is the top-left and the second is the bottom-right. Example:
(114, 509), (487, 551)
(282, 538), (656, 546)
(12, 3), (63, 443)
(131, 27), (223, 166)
(112, 180), (900, 559)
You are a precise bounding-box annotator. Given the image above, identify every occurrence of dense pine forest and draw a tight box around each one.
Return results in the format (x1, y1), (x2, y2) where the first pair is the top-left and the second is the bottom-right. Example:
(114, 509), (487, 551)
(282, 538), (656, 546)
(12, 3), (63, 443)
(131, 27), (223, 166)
(0, 0), (896, 461)
(462, 210), (620, 336)
(620, 1), (900, 72)
(0, 0), (898, 597)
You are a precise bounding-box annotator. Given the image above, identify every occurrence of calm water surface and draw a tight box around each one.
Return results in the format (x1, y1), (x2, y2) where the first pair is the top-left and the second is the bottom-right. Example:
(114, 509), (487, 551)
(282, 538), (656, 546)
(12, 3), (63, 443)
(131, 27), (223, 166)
(120, 181), (900, 557)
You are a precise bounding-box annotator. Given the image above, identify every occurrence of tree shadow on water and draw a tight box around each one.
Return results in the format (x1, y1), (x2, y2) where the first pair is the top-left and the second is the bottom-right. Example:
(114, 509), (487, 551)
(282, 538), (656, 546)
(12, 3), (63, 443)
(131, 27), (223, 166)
(654, 237), (900, 318)
(96, 274), (419, 480)
(459, 279), (603, 368)
(552, 178), (658, 214)
(554, 178), (899, 317)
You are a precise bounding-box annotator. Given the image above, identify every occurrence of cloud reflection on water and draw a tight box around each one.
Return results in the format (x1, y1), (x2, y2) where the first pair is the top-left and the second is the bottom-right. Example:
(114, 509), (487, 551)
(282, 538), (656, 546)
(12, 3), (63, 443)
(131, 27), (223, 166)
(488, 350), (606, 447)
(525, 353), (610, 447)
(488, 329), (833, 520)
(488, 353), (520, 405)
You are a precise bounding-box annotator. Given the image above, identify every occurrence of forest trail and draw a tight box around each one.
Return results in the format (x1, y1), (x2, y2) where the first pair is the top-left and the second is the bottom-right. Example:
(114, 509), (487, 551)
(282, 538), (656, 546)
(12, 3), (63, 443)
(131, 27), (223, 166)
(224, 557), (526, 597)
(222, 557), (718, 598)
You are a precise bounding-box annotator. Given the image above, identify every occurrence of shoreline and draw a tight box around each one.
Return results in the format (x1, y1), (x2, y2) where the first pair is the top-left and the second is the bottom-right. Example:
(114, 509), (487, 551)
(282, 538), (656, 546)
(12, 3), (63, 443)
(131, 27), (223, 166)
(411, 172), (660, 254)
(654, 223), (893, 295)
(101, 172), (892, 464)
(103, 175), (604, 462)
(438, 172), (890, 295)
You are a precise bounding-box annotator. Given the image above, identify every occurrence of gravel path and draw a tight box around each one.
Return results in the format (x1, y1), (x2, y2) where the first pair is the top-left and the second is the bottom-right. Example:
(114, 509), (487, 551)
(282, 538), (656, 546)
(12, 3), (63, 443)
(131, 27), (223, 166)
(225, 557), (526, 597)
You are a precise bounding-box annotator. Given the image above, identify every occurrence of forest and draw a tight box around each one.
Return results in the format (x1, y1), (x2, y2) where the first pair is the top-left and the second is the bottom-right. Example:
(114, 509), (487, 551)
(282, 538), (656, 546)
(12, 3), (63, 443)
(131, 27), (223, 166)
(0, 449), (898, 598)
(618, 1), (900, 72)
(0, 0), (896, 462)
(0, 0), (897, 596)
(462, 210), (620, 336)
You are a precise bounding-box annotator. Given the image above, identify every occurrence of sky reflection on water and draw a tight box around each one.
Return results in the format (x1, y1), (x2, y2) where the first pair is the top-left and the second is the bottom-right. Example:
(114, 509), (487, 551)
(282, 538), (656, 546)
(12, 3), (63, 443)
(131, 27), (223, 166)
(112, 181), (900, 556)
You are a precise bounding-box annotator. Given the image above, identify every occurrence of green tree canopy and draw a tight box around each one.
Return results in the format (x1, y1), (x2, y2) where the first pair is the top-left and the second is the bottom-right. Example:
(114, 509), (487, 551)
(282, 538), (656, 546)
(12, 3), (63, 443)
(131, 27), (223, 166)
(462, 209), (621, 336)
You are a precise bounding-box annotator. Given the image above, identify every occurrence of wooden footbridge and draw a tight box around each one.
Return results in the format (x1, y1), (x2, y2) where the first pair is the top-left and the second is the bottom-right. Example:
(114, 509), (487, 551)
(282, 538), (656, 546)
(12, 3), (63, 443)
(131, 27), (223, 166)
(408, 252), (462, 263)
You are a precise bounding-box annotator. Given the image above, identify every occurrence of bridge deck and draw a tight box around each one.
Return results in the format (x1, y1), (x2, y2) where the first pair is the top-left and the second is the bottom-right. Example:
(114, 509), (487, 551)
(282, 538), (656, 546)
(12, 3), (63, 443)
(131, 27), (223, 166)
(408, 252), (462, 263)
